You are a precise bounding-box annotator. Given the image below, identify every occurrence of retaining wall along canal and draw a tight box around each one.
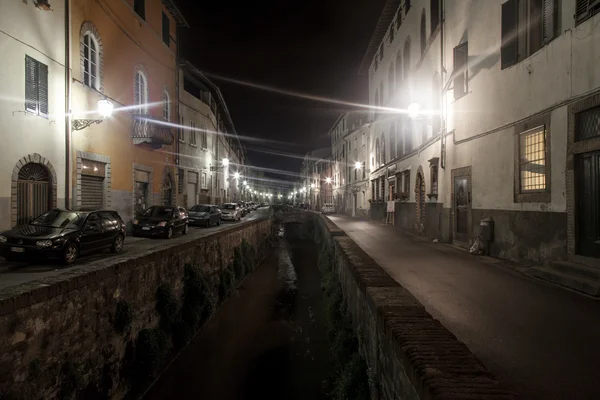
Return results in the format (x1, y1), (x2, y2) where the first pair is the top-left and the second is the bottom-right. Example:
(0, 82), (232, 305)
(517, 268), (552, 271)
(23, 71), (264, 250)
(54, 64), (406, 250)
(314, 214), (517, 400)
(0, 218), (273, 399)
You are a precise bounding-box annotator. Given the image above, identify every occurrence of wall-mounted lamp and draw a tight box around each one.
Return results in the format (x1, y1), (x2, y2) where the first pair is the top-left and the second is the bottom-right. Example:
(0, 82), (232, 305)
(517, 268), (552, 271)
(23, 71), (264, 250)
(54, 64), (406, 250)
(72, 99), (114, 131)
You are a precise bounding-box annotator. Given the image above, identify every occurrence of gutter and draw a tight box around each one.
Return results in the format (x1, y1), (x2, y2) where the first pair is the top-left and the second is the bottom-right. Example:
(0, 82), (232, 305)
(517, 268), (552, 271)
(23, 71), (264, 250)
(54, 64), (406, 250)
(64, 0), (71, 208)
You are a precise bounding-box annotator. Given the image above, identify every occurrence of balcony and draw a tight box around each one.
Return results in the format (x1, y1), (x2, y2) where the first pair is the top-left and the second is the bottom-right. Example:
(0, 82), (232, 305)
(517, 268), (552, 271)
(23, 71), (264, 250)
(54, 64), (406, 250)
(131, 114), (174, 148)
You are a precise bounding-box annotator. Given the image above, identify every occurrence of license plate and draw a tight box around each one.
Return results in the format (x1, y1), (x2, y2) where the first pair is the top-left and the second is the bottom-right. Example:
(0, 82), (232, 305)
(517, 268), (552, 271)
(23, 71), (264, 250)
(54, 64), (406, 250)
(10, 247), (24, 253)
(142, 227), (151, 231)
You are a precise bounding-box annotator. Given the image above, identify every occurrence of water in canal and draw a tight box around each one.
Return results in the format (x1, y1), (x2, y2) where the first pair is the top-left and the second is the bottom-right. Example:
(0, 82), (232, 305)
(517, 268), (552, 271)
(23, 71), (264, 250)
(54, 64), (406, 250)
(144, 223), (331, 400)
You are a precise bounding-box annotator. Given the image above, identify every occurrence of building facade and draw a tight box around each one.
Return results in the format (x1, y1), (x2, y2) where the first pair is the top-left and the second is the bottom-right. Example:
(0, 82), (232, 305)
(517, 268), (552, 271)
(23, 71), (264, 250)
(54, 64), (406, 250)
(70, 0), (186, 226)
(0, 0), (67, 230)
(177, 63), (245, 208)
(360, 0), (600, 264)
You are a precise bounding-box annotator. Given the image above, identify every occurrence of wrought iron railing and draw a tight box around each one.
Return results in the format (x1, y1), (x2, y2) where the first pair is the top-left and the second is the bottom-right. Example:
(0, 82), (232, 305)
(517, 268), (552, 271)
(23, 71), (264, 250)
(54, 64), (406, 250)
(131, 114), (174, 146)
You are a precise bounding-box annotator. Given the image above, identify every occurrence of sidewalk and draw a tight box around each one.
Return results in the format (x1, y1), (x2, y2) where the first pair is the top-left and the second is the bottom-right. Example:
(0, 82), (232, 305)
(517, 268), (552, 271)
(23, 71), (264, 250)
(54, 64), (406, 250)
(328, 214), (600, 400)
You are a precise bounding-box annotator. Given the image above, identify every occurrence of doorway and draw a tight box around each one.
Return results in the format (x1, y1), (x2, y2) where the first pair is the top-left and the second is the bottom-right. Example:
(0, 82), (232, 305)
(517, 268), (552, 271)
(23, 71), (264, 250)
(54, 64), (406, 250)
(576, 151), (600, 258)
(353, 193), (357, 217)
(17, 163), (51, 225)
(452, 167), (472, 244)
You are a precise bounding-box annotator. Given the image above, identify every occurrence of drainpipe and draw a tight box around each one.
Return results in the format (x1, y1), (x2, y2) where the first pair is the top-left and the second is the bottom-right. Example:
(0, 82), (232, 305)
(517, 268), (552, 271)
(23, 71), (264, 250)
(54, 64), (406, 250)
(64, 0), (72, 208)
(440, 0), (446, 170)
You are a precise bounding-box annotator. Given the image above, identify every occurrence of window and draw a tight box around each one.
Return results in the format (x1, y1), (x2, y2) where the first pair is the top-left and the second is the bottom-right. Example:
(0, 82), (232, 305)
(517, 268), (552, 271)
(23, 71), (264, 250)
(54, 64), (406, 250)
(163, 90), (170, 121)
(390, 26), (395, 43)
(420, 10), (427, 56)
(162, 12), (170, 46)
(575, 106), (600, 142)
(576, 0), (600, 23)
(430, 165), (438, 194)
(379, 43), (384, 61)
(202, 172), (207, 189)
(380, 81), (384, 107)
(201, 126), (208, 148)
(431, 0), (440, 32)
(134, 0), (145, 20)
(362, 161), (366, 179)
(519, 126), (547, 192)
(190, 121), (197, 145)
(179, 117), (184, 142)
(374, 89), (379, 107)
(381, 135), (386, 164)
(501, 0), (558, 70)
(403, 170), (410, 194)
(178, 169), (184, 194)
(405, 0), (412, 15)
(453, 42), (468, 99)
(134, 69), (148, 114)
(390, 123), (396, 160)
(25, 56), (48, 116)
(397, 118), (404, 156)
(405, 118), (413, 152)
(83, 33), (99, 89)
(396, 6), (403, 29)
(395, 51), (402, 87)
(403, 38), (411, 80)
(388, 64), (395, 99)
(432, 73), (442, 135)
(375, 139), (380, 167)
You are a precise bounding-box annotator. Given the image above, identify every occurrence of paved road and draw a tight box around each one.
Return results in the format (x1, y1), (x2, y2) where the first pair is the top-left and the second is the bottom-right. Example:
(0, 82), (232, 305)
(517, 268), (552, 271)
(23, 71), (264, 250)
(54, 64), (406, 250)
(0, 208), (270, 292)
(329, 215), (600, 400)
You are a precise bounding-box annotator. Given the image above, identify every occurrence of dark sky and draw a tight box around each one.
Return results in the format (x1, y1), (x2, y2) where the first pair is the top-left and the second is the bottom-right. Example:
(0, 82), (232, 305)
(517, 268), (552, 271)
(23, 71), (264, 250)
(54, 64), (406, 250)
(174, 0), (385, 177)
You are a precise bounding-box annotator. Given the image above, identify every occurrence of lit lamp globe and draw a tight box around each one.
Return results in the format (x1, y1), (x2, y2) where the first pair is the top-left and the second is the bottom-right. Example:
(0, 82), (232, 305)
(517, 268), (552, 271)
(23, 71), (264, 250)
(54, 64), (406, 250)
(222, 158), (229, 167)
(355, 161), (362, 169)
(407, 103), (420, 119)
(97, 99), (114, 118)
(233, 172), (240, 180)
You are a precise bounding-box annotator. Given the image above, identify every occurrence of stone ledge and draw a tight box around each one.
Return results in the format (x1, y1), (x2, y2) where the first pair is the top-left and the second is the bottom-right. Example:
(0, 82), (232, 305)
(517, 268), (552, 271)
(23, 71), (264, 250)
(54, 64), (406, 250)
(326, 219), (517, 399)
(319, 214), (346, 236)
(0, 217), (271, 315)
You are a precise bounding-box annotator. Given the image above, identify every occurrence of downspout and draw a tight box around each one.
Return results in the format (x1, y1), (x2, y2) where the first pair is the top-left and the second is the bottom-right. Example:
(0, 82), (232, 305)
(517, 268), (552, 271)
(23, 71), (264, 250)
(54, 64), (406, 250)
(440, 0), (446, 170)
(64, 0), (72, 208)
(175, 27), (180, 192)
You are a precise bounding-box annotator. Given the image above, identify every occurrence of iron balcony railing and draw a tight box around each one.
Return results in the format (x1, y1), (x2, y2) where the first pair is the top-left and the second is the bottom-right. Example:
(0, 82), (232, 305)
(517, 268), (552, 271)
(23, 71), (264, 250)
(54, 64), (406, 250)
(131, 114), (174, 147)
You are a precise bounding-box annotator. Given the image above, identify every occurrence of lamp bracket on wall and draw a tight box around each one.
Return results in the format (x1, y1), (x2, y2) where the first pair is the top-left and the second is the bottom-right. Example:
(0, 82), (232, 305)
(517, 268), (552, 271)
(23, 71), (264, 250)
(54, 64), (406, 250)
(72, 119), (103, 131)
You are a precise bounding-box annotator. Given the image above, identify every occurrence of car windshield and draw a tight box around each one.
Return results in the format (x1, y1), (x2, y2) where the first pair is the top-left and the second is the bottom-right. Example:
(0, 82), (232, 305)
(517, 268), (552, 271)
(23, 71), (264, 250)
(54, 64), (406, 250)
(142, 207), (173, 218)
(190, 205), (211, 213)
(222, 204), (236, 210)
(30, 210), (84, 229)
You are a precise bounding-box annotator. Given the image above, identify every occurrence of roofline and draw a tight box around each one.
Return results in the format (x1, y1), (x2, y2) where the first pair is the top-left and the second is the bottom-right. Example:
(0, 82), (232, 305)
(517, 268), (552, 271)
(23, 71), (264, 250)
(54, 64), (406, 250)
(327, 113), (348, 135)
(162, 0), (188, 27)
(358, 0), (402, 76)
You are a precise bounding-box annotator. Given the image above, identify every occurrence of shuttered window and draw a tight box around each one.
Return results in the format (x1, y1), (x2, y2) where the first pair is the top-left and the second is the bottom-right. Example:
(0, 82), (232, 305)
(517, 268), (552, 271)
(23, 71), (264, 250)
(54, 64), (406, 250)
(576, 0), (600, 24)
(25, 56), (48, 117)
(81, 175), (104, 209)
(453, 42), (468, 99)
(501, 0), (558, 70)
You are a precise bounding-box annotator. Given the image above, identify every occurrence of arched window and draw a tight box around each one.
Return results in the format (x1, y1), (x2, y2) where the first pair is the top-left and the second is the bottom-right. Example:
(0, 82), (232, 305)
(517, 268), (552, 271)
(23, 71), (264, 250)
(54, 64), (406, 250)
(163, 90), (171, 121)
(390, 123), (396, 160)
(431, 0), (440, 33)
(375, 138), (380, 166)
(395, 51), (402, 85)
(420, 10), (427, 56)
(403, 38), (411, 80)
(134, 68), (149, 114)
(83, 33), (99, 89)
(432, 72), (441, 135)
(388, 63), (395, 98)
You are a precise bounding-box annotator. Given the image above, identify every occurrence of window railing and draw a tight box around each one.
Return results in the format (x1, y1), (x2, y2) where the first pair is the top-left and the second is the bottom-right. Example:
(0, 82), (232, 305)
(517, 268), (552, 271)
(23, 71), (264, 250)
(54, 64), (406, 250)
(131, 114), (174, 147)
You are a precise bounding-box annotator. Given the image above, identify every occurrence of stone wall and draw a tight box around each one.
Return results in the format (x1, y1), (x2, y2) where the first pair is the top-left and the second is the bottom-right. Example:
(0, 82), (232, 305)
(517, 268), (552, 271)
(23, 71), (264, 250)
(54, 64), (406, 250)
(315, 214), (516, 400)
(0, 218), (273, 399)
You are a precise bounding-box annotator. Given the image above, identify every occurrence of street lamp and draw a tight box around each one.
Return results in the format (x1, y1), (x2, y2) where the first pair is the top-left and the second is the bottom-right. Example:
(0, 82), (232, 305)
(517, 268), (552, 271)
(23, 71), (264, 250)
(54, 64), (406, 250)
(355, 161), (362, 169)
(311, 183), (315, 189)
(72, 99), (114, 131)
(326, 177), (332, 184)
(243, 180), (247, 186)
(233, 172), (240, 180)
(408, 103), (420, 119)
(222, 158), (229, 167)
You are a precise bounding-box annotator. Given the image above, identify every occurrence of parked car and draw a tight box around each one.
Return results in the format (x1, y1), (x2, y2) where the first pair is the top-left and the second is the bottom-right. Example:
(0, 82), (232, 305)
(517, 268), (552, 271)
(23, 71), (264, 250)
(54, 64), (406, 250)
(237, 202), (249, 216)
(0, 208), (126, 265)
(132, 206), (189, 238)
(247, 202), (256, 211)
(321, 203), (335, 214)
(188, 205), (221, 227)
(221, 203), (241, 221)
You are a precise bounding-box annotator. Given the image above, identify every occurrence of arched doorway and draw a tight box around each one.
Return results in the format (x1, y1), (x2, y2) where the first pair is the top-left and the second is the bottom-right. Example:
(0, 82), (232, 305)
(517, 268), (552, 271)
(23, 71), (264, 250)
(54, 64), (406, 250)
(17, 163), (52, 225)
(415, 170), (426, 233)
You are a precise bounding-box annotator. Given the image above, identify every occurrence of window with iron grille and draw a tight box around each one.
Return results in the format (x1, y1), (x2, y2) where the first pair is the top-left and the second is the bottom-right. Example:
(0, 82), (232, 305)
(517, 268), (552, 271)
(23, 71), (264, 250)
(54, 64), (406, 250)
(178, 169), (184, 194)
(575, 106), (600, 142)
(519, 125), (547, 192)
(83, 33), (99, 89)
(453, 42), (468, 99)
(162, 12), (170, 46)
(25, 55), (48, 117)
(501, 0), (559, 70)
(190, 121), (197, 145)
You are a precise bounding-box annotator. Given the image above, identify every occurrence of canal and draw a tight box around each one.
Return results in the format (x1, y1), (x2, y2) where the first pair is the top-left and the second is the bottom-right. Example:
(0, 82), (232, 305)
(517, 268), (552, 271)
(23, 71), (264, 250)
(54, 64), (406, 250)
(143, 223), (331, 400)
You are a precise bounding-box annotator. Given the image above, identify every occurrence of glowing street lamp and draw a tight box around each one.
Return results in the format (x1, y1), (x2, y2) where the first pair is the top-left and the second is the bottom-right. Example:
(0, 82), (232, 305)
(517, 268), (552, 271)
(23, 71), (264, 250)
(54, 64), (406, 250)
(355, 161), (362, 169)
(310, 183), (315, 189)
(233, 172), (240, 180)
(407, 103), (420, 119)
(325, 177), (332, 184)
(97, 99), (114, 118)
(222, 158), (229, 167)
(72, 99), (114, 131)
(243, 180), (248, 186)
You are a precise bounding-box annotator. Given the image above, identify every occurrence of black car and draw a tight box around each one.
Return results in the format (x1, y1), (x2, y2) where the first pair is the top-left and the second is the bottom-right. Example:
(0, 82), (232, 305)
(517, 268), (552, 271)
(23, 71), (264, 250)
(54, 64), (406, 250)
(0, 208), (126, 265)
(188, 205), (221, 227)
(132, 206), (189, 238)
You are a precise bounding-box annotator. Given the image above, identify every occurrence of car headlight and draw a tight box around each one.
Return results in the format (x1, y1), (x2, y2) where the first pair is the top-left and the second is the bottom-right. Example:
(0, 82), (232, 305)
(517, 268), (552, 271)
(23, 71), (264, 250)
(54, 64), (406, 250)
(0, 235), (6, 243)
(133, 219), (139, 225)
(157, 221), (167, 227)
(36, 240), (53, 248)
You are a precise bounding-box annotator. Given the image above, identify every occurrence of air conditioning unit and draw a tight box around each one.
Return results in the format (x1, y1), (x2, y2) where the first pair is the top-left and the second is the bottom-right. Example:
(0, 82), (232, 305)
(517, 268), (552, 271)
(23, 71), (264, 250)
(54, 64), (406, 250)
(36, 0), (52, 11)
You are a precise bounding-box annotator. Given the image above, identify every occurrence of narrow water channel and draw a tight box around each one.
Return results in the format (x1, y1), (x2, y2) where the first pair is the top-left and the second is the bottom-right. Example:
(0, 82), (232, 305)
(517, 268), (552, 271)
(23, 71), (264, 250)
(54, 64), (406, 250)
(144, 223), (330, 400)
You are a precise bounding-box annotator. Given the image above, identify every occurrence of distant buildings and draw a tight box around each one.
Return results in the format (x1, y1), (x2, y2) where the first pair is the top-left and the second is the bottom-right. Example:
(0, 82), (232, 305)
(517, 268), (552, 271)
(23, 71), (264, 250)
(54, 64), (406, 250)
(0, 0), (248, 231)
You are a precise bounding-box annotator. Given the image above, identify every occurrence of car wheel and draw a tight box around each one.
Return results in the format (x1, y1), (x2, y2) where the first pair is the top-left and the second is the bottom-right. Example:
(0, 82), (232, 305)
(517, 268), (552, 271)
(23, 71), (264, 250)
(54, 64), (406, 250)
(166, 227), (173, 239)
(111, 234), (125, 253)
(183, 224), (189, 235)
(62, 243), (78, 265)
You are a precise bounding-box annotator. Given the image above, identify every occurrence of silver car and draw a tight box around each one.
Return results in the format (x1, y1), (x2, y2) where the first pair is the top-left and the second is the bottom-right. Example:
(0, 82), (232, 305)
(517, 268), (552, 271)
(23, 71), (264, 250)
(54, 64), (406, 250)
(221, 203), (241, 221)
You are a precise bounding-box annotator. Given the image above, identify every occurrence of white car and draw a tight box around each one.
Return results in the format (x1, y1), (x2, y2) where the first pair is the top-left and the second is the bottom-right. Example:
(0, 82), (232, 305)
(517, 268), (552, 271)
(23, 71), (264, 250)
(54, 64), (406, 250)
(221, 203), (241, 221)
(321, 203), (335, 214)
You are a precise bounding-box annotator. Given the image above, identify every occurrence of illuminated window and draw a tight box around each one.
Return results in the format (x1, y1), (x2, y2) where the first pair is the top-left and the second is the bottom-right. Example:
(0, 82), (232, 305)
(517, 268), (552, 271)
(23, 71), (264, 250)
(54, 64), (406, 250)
(83, 33), (99, 89)
(519, 126), (546, 192)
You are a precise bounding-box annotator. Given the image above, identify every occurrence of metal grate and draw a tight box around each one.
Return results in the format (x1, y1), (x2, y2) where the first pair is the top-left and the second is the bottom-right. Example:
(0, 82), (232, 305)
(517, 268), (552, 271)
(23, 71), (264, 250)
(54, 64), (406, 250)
(519, 126), (547, 192)
(17, 163), (51, 225)
(576, 106), (600, 142)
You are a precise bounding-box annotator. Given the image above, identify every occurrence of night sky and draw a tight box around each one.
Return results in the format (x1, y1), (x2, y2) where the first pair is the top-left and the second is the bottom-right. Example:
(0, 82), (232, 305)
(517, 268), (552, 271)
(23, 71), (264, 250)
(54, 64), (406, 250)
(173, 0), (386, 177)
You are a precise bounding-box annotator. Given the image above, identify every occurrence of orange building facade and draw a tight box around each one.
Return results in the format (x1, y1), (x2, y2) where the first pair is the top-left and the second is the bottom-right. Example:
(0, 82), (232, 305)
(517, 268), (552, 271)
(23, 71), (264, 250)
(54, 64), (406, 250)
(69, 0), (186, 226)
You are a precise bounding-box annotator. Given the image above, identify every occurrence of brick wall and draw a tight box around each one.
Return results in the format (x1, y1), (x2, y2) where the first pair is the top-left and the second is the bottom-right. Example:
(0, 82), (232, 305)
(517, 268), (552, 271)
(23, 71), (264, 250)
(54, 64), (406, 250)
(316, 214), (516, 399)
(0, 219), (273, 399)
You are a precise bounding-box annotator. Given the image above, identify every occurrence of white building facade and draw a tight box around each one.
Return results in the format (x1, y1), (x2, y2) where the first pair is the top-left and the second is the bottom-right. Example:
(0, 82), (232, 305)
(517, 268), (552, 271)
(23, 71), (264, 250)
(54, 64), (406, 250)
(362, 0), (600, 265)
(0, 0), (67, 230)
